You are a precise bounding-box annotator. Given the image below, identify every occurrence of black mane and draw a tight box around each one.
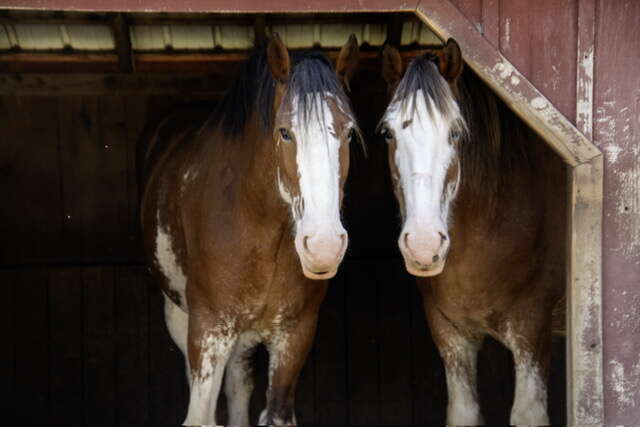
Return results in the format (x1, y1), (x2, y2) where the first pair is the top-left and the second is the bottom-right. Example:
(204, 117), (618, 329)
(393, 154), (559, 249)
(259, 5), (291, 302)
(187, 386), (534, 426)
(212, 48), (353, 137)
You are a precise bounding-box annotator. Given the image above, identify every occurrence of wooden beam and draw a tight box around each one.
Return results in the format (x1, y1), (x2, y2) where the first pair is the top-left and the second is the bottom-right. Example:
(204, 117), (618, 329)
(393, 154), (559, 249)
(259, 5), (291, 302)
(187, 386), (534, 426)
(0, 48), (426, 73)
(0, 0), (419, 13)
(253, 14), (267, 47)
(111, 13), (133, 73)
(566, 155), (604, 425)
(0, 73), (230, 95)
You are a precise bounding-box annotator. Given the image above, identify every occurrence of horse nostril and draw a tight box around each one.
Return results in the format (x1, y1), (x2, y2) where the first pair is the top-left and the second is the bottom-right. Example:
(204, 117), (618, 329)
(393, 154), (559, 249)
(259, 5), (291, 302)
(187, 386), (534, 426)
(432, 254), (440, 263)
(303, 236), (310, 252)
(438, 232), (447, 242)
(404, 232), (410, 248)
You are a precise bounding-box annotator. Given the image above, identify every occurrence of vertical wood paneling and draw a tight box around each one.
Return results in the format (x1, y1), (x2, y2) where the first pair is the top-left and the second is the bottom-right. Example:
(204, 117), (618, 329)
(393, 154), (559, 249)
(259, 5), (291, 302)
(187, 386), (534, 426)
(314, 271), (348, 425)
(115, 266), (150, 427)
(450, 0), (483, 31)
(499, 0), (532, 77)
(378, 260), (412, 425)
(481, 0), (500, 47)
(49, 268), (83, 427)
(0, 97), (62, 264)
(594, 0), (640, 424)
(0, 270), (16, 427)
(346, 260), (380, 425)
(59, 97), (132, 263)
(83, 267), (117, 427)
(14, 269), (49, 426)
(576, 0), (595, 139)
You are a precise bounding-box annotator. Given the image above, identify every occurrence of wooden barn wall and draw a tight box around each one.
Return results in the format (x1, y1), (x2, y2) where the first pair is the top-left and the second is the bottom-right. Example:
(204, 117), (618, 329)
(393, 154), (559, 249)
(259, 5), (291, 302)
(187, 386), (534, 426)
(0, 70), (568, 425)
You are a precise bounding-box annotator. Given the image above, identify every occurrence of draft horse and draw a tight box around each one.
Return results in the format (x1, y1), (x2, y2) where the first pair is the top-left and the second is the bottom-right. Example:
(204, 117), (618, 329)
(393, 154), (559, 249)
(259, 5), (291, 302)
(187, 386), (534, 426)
(139, 35), (360, 426)
(379, 40), (565, 425)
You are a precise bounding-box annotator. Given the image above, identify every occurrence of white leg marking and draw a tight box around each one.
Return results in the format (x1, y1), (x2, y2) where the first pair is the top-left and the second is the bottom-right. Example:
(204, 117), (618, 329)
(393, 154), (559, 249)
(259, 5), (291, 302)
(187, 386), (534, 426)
(504, 325), (549, 425)
(446, 372), (483, 425)
(442, 337), (483, 425)
(225, 331), (261, 427)
(163, 294), (191, 387)
(183, 331), (236, 426)
(510, 357), (549, 425)
(262, 328), (297, 426)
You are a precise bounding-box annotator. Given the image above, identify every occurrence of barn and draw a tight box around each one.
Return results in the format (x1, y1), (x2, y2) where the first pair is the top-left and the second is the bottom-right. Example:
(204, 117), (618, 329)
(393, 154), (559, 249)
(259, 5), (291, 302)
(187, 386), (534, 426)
(0, 0), (637, 425)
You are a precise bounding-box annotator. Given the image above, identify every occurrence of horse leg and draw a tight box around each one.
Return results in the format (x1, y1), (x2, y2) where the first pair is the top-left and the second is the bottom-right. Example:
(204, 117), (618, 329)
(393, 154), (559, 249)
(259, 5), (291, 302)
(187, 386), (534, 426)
(163, 294), (191, 387)
(425, 301), (483, 425)
(259, 311), (318, 426)
(183, 308), (238, 426)
(224, 332), (261, 426)
(502, 320), (551, 425)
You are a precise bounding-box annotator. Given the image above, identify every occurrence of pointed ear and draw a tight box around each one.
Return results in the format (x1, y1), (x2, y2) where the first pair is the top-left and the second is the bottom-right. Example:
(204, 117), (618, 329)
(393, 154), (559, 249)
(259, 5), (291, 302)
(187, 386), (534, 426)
(336, 34), (360, 91)
(267, 33), (291, 83)
(381, 44), (403, 91)
(438, 38), (463, 83)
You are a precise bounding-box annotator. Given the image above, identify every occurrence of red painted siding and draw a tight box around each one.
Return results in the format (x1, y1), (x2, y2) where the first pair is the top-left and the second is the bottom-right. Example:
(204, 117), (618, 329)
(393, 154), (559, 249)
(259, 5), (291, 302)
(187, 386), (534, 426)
(593, 0), (640, 424)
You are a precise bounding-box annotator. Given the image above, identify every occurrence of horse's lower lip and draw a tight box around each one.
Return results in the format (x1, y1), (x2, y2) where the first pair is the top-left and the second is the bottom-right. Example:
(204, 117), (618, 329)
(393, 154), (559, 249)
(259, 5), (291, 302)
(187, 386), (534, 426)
(312, 270), (330, 275)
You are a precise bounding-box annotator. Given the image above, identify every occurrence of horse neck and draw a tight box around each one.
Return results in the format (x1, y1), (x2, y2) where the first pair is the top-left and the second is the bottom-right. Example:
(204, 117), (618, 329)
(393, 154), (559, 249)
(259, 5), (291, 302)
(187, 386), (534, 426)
(231, 120), (288, 225)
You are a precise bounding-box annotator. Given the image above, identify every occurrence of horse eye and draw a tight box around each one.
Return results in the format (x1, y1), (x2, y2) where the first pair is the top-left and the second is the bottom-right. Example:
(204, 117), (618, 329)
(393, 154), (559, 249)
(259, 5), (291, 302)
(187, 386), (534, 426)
(381, 128), (393, 142)
(451, 129), (461, 141)
(279, 128), (292, 142)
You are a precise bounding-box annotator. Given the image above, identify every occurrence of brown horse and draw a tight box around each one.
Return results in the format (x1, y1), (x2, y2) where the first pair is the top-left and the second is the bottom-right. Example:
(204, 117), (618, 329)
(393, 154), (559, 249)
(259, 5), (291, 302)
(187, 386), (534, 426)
(138, 35), (360, 426)
(379, 40), (565, 425)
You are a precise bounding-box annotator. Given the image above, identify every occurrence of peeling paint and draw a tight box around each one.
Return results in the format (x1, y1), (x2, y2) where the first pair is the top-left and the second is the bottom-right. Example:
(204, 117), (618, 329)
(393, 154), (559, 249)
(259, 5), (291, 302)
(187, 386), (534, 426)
(531, 97), (548, 110)
(609, 359), (640, 410)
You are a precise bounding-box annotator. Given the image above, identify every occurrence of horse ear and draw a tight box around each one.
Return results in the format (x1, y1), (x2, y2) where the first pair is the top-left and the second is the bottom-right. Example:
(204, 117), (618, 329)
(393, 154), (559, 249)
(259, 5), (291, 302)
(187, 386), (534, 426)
(381, 44), (403, 91)
(267, 33), (291, 83)
(439, 38), (463, 83)
(336, 34), (360, 91)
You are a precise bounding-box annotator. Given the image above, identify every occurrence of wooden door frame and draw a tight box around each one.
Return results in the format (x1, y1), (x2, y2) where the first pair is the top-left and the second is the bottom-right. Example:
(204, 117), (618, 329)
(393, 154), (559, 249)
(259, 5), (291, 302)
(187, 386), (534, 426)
(0, 0), (604, 423)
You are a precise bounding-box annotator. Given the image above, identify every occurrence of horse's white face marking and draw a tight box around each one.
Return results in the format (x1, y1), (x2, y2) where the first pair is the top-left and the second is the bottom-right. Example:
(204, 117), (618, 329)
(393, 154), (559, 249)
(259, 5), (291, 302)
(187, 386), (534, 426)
(277, 93), (350, 280)
(382, 88), (463, 277)
(155, 211), (187, 308)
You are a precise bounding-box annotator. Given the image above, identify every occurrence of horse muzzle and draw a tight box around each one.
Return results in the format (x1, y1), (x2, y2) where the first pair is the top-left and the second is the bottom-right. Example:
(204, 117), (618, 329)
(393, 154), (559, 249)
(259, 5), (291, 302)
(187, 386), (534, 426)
(295, 230), (348, 280)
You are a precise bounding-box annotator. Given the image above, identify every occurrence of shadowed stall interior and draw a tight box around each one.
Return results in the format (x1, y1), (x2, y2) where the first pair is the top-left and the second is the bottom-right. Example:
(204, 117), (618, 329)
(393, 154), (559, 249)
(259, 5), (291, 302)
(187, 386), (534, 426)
(0, 59), (567, 425)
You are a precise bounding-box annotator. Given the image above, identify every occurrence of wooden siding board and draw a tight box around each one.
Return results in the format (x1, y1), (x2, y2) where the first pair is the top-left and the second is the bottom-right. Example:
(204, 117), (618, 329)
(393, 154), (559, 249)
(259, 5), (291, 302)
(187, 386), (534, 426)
(0, 269), (16, 427)
(59, 97), (132, 263)
(594, 0), (640, 423)
(0, 97), (63, 265)
(313, 271), (348, 425)
(481, 0), (499, 47)
(14, 268), (49, 426)
(0, 0), (419, 13)
(345, 260), (380, 425)
(115, 266), (150, 427)
(377, 260), (413, 425)
(49, 268), (84, 427)
(449, 0), (482, 31)
(83, 267), (117, 427)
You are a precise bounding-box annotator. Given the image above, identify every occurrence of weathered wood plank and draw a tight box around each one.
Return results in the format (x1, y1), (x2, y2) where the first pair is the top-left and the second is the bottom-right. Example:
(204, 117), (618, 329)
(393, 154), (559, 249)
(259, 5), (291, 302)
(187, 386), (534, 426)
(481, 0), (499, 47)
(0, 97), (63, 265)
(115, 266), (150, 427)
(49, 268), (84, 427)
(450, 0), (482, 31)
(345, 260), (379, 425)
(0, 269), (16, 427)
(593, 2), (640, 423)
(58, 96), (132, 263)
(566, 156), (604, 424)
(14, 268), (49, 425)
(313, 270), (348, 425)
(377, 259), (412, 425)
(83, 267), (117, 427)
(576, 0), (595, 139)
